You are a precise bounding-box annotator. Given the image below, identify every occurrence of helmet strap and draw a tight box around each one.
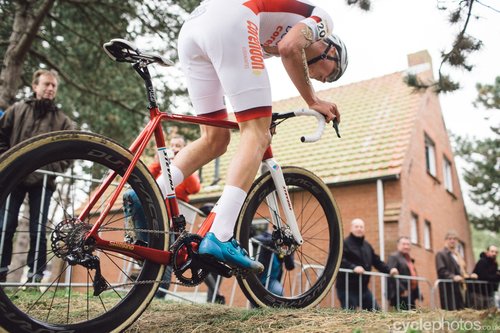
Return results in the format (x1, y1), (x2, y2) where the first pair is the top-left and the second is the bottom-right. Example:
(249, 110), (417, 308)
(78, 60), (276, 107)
(306, 43), (337, 66)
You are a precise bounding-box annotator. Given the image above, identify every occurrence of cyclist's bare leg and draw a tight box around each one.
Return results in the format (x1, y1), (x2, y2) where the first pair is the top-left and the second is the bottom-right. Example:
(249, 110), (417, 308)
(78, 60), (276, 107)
(208, 115), (271, 241)
(226, 116), (272, 191)
(172, 123), (231, 181)
(195, 115), (270, 272)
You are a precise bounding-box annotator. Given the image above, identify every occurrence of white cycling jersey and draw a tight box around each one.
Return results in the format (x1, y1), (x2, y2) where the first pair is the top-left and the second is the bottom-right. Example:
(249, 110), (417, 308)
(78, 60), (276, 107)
(178, 0), (333, 121)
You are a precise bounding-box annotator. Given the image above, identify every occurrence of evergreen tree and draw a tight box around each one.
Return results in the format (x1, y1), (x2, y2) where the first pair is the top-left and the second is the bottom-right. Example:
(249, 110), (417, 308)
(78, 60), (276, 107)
(455, 76), (499, 232)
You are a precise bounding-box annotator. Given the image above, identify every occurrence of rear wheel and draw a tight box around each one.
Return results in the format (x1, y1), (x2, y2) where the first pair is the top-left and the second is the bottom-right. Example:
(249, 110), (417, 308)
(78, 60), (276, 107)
(236, 167), (343, 308)
(0, 131), (168, 332)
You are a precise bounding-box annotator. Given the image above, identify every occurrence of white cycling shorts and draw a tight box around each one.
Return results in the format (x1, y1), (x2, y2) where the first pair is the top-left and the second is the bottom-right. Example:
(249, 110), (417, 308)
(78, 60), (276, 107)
(178, 0), (272, 122)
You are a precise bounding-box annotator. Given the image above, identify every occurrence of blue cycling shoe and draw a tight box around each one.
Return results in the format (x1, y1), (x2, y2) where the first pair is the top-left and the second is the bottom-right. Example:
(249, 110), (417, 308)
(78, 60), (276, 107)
(198, 232), (264, 273)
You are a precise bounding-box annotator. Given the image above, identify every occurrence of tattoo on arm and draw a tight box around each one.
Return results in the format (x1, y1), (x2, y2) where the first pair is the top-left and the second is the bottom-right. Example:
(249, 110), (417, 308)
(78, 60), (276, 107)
(301, 27), (314, 48)
(301, 50), (312, 87)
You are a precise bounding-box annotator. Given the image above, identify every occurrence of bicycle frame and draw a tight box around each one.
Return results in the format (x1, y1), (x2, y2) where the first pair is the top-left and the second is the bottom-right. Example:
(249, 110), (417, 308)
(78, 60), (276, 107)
(78, 61), (302, 267)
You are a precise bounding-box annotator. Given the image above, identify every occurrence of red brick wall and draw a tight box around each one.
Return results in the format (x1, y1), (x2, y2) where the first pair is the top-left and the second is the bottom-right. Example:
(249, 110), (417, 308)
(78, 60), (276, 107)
(399, 90), (473, 282)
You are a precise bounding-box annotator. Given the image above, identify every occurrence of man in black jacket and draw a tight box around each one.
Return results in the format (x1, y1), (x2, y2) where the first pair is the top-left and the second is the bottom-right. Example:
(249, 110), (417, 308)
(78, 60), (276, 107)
(387, 236), (422, 310)
(335, 218), (398, 310)
(472, 245), (500, 309)
(0, 69), (73, 283)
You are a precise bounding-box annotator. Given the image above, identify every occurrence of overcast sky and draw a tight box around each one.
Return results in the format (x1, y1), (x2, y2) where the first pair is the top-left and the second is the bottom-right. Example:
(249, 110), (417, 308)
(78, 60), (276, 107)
(266, 0), (500, 139)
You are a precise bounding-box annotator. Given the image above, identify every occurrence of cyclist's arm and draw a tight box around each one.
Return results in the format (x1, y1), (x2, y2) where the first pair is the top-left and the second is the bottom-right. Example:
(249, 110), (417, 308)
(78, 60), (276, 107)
(278, 23), (317, 106)
(278, 24), (339, 123)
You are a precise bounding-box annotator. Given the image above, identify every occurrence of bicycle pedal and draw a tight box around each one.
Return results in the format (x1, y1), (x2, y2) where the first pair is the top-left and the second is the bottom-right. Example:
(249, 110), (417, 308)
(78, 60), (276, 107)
(195, 253), (234, 278)
(233, 268), (252, 278)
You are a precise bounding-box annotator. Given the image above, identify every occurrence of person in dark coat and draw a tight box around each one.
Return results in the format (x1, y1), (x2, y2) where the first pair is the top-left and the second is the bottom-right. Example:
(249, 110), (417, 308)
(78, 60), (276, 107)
(335, 218), (398, 310)
(435, 231), (477, 310)
(387, 236), (422, 310)
(0, 69), (74, 283)
(471, 245), (500, 309)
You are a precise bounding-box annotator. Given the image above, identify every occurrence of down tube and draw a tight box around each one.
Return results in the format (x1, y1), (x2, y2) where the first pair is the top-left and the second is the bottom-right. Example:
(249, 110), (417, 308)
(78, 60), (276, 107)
(261, 159), (303, 245)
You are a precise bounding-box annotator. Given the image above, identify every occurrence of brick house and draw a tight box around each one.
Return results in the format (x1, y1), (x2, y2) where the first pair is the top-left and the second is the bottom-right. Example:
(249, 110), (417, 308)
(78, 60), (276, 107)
(190, 51), (473, 306)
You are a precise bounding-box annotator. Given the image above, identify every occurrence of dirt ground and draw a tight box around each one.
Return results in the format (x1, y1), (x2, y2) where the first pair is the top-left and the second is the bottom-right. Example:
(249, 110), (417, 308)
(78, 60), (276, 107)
(125, 301), (500, 333)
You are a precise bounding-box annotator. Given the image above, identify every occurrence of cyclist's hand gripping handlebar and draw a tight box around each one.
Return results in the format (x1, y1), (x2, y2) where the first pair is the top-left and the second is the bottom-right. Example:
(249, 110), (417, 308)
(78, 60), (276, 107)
(294, 109), (341, 142)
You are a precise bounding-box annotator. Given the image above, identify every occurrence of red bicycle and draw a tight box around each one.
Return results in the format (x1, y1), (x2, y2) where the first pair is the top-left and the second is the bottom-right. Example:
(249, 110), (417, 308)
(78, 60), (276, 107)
(0, 39), (343, 332)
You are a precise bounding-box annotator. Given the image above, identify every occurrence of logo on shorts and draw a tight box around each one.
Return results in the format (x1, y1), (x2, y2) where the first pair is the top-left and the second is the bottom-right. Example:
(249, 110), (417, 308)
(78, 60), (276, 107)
(246, 20), (265, 75)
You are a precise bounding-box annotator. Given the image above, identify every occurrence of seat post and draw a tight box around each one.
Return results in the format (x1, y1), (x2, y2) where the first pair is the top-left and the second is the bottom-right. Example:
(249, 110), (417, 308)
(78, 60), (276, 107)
(133, 62), (157, 109)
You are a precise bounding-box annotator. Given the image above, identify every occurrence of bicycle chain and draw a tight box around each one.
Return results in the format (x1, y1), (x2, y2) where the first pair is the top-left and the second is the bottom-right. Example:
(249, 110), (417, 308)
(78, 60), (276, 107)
(98, 226), (179, 235)
(79, 227), (250, 291)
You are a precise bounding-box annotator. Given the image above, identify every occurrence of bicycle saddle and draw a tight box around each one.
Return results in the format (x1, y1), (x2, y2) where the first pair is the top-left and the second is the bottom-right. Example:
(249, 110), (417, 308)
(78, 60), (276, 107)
(103, 38), (173, 67)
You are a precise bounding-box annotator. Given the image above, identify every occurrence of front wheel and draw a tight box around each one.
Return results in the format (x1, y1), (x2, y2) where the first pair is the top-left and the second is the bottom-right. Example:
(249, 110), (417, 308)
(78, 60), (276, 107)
(236, 167), (343, 308)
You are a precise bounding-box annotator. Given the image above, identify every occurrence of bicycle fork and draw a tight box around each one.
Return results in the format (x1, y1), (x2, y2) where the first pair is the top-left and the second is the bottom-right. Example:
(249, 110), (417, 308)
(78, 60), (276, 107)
(260, 158), (303, 245)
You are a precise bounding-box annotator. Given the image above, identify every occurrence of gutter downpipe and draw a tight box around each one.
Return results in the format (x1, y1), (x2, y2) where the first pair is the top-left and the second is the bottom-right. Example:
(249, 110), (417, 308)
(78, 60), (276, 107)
(377, 178), (387, 310)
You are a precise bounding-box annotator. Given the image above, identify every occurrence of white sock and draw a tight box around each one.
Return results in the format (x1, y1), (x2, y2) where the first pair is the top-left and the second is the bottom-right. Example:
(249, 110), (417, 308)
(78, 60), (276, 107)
(210, 185), (247, 242)
(157, 164), (184, 198)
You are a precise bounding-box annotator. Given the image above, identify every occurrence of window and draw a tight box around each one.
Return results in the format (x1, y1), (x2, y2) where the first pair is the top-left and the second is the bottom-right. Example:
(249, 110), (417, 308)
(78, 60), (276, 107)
(443, 156), (453, 192)
(424, 220), (432, 250)
(410, 213), (419, 244)
(425, 135), (436, 176)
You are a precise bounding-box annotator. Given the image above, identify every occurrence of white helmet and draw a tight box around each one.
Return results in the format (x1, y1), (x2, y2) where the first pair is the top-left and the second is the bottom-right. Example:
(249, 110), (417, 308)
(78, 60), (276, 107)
(324, 33), (348, 82)
(307, 33), (348, 82)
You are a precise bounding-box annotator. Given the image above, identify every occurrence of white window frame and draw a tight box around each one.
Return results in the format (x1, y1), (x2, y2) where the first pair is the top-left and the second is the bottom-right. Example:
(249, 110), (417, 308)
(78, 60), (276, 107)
(410, 213), (419, 244)
(443, 156), (453, 192)
(425, 135), (437, 177)
(424, 220), (432, 250)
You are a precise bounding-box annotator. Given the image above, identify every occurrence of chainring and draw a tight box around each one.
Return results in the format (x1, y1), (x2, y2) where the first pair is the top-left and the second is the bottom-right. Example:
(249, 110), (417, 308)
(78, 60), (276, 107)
(171, 233), (208, 286)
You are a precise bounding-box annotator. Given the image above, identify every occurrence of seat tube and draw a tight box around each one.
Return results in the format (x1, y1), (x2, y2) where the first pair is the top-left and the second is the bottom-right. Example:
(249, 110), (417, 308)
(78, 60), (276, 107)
(152, 109), (180, 218)
(261, 158), (303, 245)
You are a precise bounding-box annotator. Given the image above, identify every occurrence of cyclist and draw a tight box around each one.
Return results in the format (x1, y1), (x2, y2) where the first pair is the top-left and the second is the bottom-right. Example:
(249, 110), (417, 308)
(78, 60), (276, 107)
(159, 0), (348, 272)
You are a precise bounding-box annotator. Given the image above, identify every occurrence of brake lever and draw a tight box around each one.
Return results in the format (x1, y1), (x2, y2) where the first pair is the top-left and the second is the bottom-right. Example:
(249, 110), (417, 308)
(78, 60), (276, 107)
(332, 119), (341, 138)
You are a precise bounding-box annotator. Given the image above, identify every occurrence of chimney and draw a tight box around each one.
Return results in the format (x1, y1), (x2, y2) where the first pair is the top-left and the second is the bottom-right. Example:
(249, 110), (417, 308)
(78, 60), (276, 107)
(406, 50), (434, 81)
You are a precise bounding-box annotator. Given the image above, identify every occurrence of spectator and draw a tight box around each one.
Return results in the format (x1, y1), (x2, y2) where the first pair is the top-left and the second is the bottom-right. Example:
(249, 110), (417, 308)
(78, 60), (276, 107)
(123, 134), (201, 298)
(0, 69), (74, 283)
(387, 236), (422, 310)
(254, 231), (295, 296)
(435, 230), (477, 310)
(335, 218), (398, 310)
(471, 245), (500, 309)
